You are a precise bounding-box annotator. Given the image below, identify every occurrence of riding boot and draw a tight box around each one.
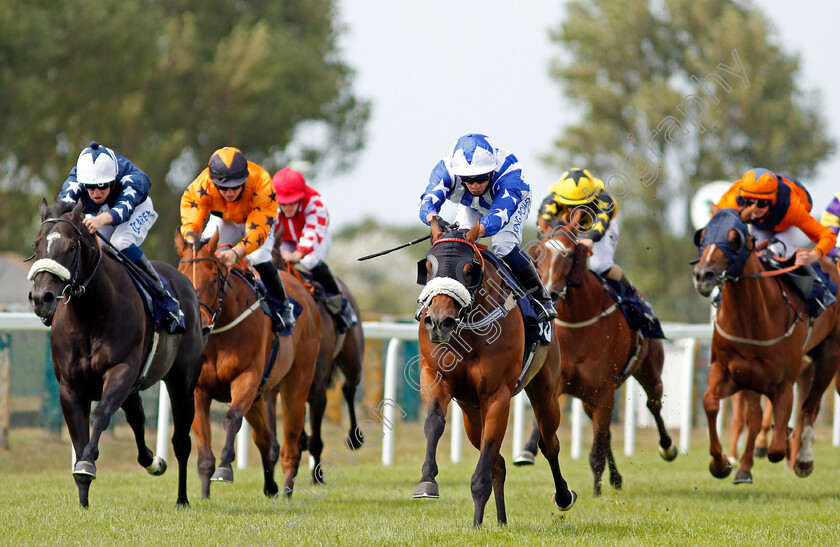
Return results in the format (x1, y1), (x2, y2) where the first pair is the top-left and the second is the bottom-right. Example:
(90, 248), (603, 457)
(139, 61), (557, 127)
(512, 261), (557, 322)
(617, 272), (656, 321)
(254, 262), (296, 329)
(134, 254), (184, 333)
(310, 261), (344, 315)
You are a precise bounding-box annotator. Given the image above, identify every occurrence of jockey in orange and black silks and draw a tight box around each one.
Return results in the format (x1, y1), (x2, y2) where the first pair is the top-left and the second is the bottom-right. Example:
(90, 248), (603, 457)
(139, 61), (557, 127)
(716, 168), (836, 266)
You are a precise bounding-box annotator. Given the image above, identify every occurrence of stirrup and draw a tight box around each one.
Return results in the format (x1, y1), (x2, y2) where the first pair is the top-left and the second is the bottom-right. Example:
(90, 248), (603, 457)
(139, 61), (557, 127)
(534, 300), (557, 322)
(278, 302), (296, 329)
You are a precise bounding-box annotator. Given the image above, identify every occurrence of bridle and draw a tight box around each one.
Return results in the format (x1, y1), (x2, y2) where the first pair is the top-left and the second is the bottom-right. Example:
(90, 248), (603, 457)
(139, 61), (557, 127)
(178, 254), (231, 335)
(27, 217), (102, 304)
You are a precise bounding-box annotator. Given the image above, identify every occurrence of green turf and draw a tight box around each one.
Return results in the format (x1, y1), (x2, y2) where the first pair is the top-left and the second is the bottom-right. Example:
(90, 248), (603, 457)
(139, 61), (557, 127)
(1, 421), (838, 546)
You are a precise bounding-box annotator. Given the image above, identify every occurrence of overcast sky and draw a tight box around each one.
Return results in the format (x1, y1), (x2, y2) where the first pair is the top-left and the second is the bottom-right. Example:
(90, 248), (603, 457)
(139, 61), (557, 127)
(319, 1), (840, 230)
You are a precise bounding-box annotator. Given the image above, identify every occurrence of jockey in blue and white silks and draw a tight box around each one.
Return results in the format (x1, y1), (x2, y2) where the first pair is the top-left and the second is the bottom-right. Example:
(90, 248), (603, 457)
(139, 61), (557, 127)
(57, 141), (182, 333)
(418, 133), (556, 322)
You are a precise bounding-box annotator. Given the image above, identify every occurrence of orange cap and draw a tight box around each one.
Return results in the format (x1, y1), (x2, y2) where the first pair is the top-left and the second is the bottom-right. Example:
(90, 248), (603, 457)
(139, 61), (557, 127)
(738, 168), (778, 201)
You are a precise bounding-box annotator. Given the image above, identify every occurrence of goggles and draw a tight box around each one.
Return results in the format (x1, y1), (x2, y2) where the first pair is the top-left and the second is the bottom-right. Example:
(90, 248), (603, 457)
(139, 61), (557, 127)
(85, 182), (112, 190)
(461, 173), (492, 185)
(741, 198), (771, 208)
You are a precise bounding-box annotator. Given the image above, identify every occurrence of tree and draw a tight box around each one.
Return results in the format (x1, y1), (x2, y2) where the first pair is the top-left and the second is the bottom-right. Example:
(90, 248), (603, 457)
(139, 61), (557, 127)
(0, 0), (369, 261)
(545, 0), (835, 321)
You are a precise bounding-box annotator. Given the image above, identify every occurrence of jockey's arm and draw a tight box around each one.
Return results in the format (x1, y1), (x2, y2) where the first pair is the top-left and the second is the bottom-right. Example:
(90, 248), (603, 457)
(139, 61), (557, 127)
(82, 212), (113, 234)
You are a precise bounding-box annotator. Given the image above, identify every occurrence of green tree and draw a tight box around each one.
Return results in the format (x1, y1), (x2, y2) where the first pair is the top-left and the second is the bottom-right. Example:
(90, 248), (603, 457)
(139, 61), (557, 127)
(0, 0), (369, 261)
(545, 0), (834, 321)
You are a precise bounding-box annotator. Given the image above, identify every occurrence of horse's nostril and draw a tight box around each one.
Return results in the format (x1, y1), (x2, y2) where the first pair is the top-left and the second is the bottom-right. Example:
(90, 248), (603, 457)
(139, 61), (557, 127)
(703, 271), (715, 282)
(441, 317), (457, 331)
(424, 316), (433, 328)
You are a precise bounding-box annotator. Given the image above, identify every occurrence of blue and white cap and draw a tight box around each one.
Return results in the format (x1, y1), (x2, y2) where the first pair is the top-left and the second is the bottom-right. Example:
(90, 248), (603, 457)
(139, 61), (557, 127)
(448, 133), (498, 177)
(76, 141), (118, 186)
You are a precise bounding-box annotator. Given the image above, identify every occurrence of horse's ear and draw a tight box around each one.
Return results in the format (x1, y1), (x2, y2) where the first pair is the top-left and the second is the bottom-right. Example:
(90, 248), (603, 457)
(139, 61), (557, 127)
(207, 228), (220, 251)
(71, 200), (84, 220)
(693, 228), (704, 248)
(739, 204), (754, 223)
(709, 202), (719, 216)
(174, 229), (189, 255)
(39, 198), (48, 221)
(568, 208), (584, 233)
(466, 221), (481, 243)
(430, 216), (443, 242)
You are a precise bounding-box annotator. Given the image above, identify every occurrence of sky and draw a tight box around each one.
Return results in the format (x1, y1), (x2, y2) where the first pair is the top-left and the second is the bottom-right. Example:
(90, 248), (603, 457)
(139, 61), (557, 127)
(318, 1), (840, 231)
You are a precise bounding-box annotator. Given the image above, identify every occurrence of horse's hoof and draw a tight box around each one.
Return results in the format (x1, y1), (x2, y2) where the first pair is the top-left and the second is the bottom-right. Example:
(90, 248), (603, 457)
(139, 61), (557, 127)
(753, 445), (768, 458)
(412, 481), (439, 499)
(346, 429), (364, 450)
(794, 461), (813, 478)
(513, 450), (536, 466)
(733, 469), (753, 484)
(727, 456), (738, 467)
(709, 462), (732, 479)
(211, 467), (234, 483)
(553, 489), (577, 511)
(767, 449), (785, 464)
(659, 444), (678, 462)
(73, 461), (97, 479)
(146, 456), (167, 476)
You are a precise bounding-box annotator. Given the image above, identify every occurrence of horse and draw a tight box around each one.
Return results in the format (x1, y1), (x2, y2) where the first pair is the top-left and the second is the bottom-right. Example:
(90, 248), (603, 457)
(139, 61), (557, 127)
(175, 230), (320, 499)
(267, 249), (366, 483)
(692, 208), (840, 483)
(413, 218), (576, 526)
(27, 199), (203, 507)
(518, 219), (677, 496)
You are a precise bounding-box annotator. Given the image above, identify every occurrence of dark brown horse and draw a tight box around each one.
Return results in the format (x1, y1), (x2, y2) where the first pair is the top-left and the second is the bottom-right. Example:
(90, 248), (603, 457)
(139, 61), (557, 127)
(175, 230), (320, 498)
(413, 218), (576, 526)
(28, 199), (203, 507)
(693, 208), (840, 483)
(519, 221), (677, 496)
(267, 252), (365, 483)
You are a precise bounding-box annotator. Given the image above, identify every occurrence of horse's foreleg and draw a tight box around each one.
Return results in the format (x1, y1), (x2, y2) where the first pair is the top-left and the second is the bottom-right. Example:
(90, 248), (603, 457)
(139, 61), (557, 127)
(703, 361), (736, 478)
(244, 398), (280, 497)
(216, 376), (262, 482)
(767, 382), (794, 464)
(589, 400), (615, 496)
(471, 394), (510, 526)
(79, 365), (136, 473)
(635, 349), (677, 461)
(754, 398), (773, 457)
(342, 381), (363, 450)
(413, 375), (451, 501)
(525, 381), (576, 513)
(120, 392), (157, 471)
(794, 344), (838, 477)
(276, 373), (308, 499)
(514, 420), (540, 466)
(192, 388), (215, 499)
(262, 390), (280, 467)
(306, 383), (327, 484)
(734, 390), (762, 484)
(59, 384), (92, 507)
(165, 372), (197, 507)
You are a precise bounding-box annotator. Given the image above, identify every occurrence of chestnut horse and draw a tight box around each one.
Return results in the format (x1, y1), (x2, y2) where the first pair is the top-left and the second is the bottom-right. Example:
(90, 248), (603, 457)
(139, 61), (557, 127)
(413, 218), (576, 526)
(693, 208), (840, 483)
(266, 252), (365, 483)
(175, 230), (320, 498)
(519, 223), (677, 496)
(28, 200), (203, 507)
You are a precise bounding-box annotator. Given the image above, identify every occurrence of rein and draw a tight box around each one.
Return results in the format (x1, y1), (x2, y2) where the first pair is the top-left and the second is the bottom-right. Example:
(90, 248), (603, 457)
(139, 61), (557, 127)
(28, 217), (102, 303)
(178, 254), (232, 334)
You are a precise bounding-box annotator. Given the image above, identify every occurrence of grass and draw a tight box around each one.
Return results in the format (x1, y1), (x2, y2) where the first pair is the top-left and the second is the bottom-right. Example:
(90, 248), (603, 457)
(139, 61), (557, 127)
(1, 419), (839, 546)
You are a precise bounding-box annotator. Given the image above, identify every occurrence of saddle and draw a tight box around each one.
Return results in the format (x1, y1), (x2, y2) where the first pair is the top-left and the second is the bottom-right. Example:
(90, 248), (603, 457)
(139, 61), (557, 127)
(601, 277), (665, 339)
(107, 249), (184, 334)
(229, 267), (302, 335)
(759, 253), (837, 318)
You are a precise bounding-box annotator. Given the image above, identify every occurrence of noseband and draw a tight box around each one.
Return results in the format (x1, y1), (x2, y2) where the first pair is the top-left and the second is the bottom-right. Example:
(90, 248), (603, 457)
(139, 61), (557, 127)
(28, 217), (102, 303)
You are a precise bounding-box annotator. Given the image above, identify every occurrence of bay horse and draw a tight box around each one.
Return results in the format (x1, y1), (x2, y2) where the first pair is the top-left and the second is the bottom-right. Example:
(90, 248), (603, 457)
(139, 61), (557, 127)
(520, 220), (677, 496)
(28, 199), (203, 507)
(413, 218), (576, 526)
(693, 208), (840, 483)
(268, 250), (366, 484)
(175, 230), (320, 499)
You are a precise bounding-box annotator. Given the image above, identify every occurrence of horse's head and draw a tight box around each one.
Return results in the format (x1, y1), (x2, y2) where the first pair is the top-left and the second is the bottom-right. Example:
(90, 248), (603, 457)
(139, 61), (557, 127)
(417, 217), (484, 343)
(692, 208), (752, 296)
(28, 199), (100, 323)
(176, 229), (226, 331)
(530, 212), (588, 301)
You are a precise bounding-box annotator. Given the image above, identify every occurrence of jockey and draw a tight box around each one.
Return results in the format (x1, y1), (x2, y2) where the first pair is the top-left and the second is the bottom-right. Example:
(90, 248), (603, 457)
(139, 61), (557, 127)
(538, 168), (655, 318)
(717, 167), (837, 312)
(418, 133), (557, 322)
(271, 167), (344, 315)
(58, 141), (183, 333)
(819, 192), (840, 260)
(179, 147), (295, 329)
